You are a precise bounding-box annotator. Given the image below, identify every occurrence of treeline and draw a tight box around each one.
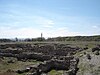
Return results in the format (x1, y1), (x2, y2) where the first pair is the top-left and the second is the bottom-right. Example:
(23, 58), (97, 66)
(47, 35), (100, 41)
(0, 39), (12, 42)
(0, 37), (45, 42)
(0, 35), (100, 42)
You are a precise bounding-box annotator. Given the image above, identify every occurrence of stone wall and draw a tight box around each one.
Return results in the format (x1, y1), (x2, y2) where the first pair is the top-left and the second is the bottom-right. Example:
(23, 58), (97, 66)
(0, 43), (81, 75)
(16, 56), (79, 75)
(0, 43), (83, 61)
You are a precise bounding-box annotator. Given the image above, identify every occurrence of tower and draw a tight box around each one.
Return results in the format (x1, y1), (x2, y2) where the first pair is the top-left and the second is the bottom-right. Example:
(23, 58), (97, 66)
(41, 33), (43, 39)
(41, 33), (43, 41)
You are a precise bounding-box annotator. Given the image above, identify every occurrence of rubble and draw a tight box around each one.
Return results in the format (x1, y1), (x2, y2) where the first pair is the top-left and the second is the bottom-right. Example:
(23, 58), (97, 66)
(0, 43), (81, 75)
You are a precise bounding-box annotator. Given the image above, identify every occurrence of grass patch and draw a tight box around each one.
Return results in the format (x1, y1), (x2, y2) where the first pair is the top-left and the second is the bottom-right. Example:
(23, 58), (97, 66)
(0, 57), (41, 73)
(48, 70), (63, 75)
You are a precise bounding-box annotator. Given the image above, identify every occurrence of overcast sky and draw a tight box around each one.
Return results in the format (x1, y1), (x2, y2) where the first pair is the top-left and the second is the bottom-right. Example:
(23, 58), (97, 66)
(0, 0), (100, 38)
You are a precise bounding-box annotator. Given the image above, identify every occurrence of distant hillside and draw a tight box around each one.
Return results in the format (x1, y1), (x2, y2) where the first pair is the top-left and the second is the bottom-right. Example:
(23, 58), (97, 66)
(47, 35), (100, 41)
(0, 35), (100, 42)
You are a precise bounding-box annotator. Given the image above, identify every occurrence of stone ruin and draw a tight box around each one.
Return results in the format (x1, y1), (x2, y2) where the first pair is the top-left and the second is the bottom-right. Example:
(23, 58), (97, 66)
(0, 43), (82, 75)
(0, 43), (83, 60)
(17, 56), (79, 75)
(92, 44), (100, 52)
(92, 44), (100, 55)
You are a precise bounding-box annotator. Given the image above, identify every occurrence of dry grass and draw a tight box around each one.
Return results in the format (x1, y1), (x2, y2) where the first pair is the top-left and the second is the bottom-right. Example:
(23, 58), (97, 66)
(0, 72), (16, 75)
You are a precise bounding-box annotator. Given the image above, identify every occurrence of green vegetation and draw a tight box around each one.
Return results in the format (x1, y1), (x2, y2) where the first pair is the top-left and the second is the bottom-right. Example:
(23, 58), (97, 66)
(0, 40), (100, 75)
(0, 57), (41, 74)
(77, 46), (100, 75)
(0, 35), (100, 42)
(47, 35), (100, 41)
(48, 70), (63, 75)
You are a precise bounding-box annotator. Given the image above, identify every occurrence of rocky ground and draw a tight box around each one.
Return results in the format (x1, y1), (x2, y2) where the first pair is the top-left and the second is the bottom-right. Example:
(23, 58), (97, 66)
(0, 42), (100, 75)
(77, 46), (100, 75)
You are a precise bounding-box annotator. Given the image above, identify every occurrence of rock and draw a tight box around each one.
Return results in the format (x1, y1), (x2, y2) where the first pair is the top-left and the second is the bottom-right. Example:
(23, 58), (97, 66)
(86, 54), (91, 60)
(95, 50), (99, 55)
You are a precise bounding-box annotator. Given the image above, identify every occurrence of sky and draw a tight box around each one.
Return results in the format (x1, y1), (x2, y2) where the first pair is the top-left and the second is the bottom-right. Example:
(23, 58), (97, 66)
(0, 0), (100, 38)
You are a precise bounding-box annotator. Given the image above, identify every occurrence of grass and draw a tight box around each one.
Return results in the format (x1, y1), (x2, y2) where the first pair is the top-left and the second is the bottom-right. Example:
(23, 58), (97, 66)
(0, 57), (41, 74)
(48, 70), (63, 75)
(0, 41), (100, 75)
(77, 48), (100, 75)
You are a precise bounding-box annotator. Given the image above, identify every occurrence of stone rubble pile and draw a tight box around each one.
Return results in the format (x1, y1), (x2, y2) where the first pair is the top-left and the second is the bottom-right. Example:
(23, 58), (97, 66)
(0, 43), (81, 75)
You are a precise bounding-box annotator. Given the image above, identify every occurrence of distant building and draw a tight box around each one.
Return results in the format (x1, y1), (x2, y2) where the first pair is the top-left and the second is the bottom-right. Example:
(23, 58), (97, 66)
(41, 33), (43, 41)
(41, 33), (43, 39)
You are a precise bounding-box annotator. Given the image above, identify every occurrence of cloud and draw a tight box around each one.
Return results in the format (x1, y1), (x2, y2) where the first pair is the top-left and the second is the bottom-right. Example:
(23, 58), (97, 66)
(0, 8), (100, 38)
(0, 27), (40, 38)
(92, 25), (98, 28)
(33, 16), (55, 28)
(0, 26), (82, 38)
(41, 27), (82, 38)
(6, 15), (55, 28)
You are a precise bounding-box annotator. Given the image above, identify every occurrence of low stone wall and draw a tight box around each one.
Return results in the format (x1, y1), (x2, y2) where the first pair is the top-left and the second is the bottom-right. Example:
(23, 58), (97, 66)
(0, 43), (81, 75)
(16, 56), (79, 75)
(0, 43), (83, 61)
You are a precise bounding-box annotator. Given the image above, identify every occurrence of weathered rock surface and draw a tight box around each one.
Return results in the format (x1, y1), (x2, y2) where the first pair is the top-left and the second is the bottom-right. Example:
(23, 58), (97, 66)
(0, 43), (81, 75)
(0, 43), (82, 61)
(16, 56), (79, 75)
